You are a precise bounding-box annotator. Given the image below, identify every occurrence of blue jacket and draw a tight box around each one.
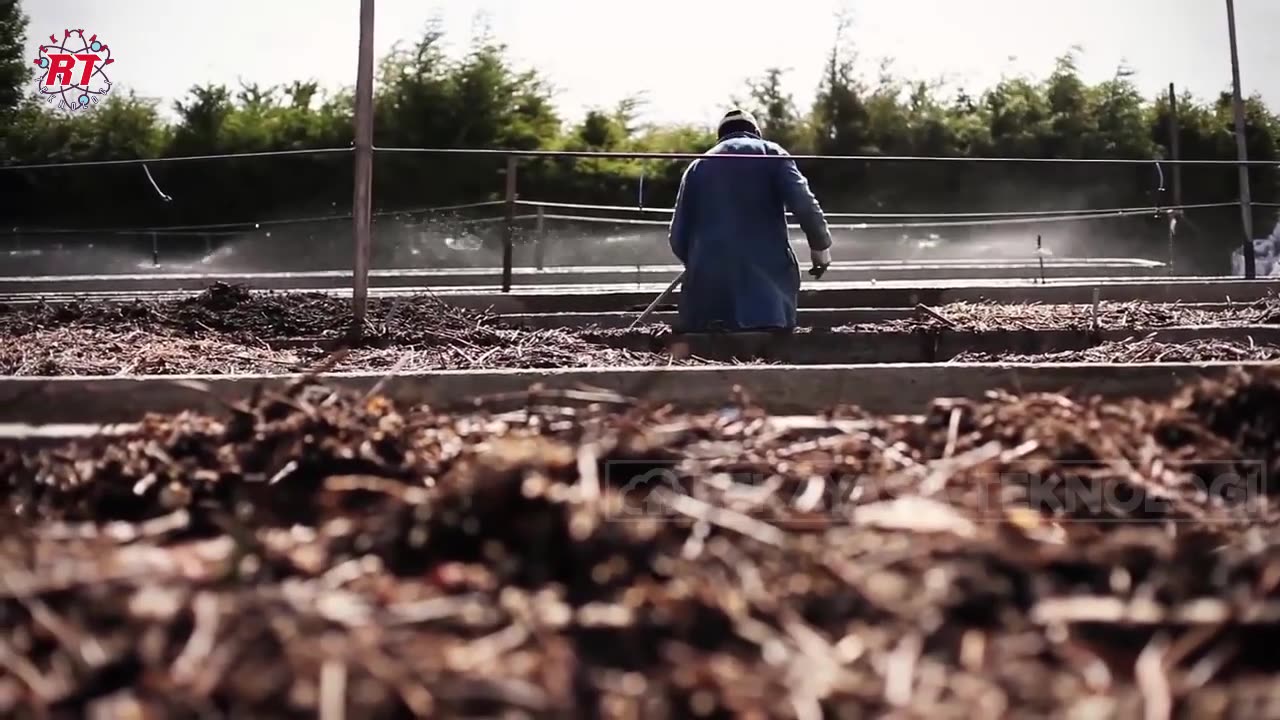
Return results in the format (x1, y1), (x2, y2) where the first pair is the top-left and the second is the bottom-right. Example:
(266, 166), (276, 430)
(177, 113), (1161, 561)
(668, 132), (832, 332)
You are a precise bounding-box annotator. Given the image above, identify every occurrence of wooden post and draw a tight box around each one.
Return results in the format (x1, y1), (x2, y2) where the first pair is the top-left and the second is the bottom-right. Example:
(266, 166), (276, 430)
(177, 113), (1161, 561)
(534, 204), (545, 270)
(1168, 84), (1183, 209)
(502, 155), (517, 293)
(351, 0), (376, 335)
(1167, 83), (1182, 275)
(1226, 0), (1256, 278)
(1035, 235), (1045, 284)
(1090, 287), (1100, 335)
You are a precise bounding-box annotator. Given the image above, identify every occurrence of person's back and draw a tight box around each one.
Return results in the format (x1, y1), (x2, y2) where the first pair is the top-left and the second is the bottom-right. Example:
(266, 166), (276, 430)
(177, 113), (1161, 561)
(669, 110), (832, 332)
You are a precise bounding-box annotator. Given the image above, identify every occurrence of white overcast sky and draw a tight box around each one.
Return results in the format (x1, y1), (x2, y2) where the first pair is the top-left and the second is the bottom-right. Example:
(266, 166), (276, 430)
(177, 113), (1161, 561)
(22, 0), (1280, 128)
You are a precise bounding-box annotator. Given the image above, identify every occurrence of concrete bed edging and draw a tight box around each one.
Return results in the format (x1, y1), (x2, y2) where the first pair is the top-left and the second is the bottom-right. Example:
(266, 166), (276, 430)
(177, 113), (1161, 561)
(0, 362), (1274, 425)
(498, 306), (1259, 330)
(591, 325), (1280, 364)
(3, 277), (1279, 314)
(0, 259), (1168, 293)
(450, 278), (1280, 313)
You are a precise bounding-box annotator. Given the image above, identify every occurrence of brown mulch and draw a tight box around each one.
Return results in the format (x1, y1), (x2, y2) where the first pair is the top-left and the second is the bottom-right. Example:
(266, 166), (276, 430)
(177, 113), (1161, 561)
(1, 370), (1279, 717)
(0, 284), (703, 375)
(953, 337), (1280, 364)
(0, 327), (699, 376)
(0, 283), (656, 348)
(835, 298), (1280, 333)
(3, 285), (1278, 341)
(4, 285), (1280, 374)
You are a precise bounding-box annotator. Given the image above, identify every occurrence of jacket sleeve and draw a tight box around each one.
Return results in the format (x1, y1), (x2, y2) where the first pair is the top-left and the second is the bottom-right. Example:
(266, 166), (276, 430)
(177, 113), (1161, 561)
(774, 147), (832, 252)
(668, 162), (696, 263)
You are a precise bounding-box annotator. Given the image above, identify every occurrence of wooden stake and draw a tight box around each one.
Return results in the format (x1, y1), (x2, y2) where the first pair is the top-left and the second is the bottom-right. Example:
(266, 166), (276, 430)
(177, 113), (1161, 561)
(534, 204), (545, 271)
(1226, 0), (1256, 278)
(1167, 83), (1182, 275)
(502, 155), (517, 293)
(1167, 84), (1183, 210)
(1091, 287), (1100, 334)
(1036, 235), (1045, 284)
(350, 0), (376, 336)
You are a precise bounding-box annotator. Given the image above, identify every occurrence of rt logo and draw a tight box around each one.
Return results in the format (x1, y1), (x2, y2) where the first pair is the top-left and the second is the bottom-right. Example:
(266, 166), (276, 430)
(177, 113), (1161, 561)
(33, 29), (114, 111)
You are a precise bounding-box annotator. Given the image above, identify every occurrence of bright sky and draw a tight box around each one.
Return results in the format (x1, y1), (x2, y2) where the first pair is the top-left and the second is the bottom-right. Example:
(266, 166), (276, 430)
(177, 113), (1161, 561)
(22, 0), (1280, 128)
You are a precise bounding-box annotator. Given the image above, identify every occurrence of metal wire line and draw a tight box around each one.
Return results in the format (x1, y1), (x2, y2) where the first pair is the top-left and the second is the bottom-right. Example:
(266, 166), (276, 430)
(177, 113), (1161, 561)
(517, 200), (1241, 220)
(372, 145), (1280, 167)
(2, 200), (507, 236)
(3, 201), (1236, 238)
(0, 147), (354, 171)
(531, 207), (1191, 231)
(3, 144), (1279, 170)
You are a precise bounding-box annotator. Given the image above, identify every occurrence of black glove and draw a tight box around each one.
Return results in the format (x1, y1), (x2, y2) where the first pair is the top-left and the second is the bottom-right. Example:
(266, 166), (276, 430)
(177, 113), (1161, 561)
(809, 248), (832, 278)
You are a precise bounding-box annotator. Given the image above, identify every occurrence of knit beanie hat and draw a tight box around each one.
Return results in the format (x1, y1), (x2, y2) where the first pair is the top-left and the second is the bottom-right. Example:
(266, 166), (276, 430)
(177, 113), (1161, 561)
(717, 109), (762, 139)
